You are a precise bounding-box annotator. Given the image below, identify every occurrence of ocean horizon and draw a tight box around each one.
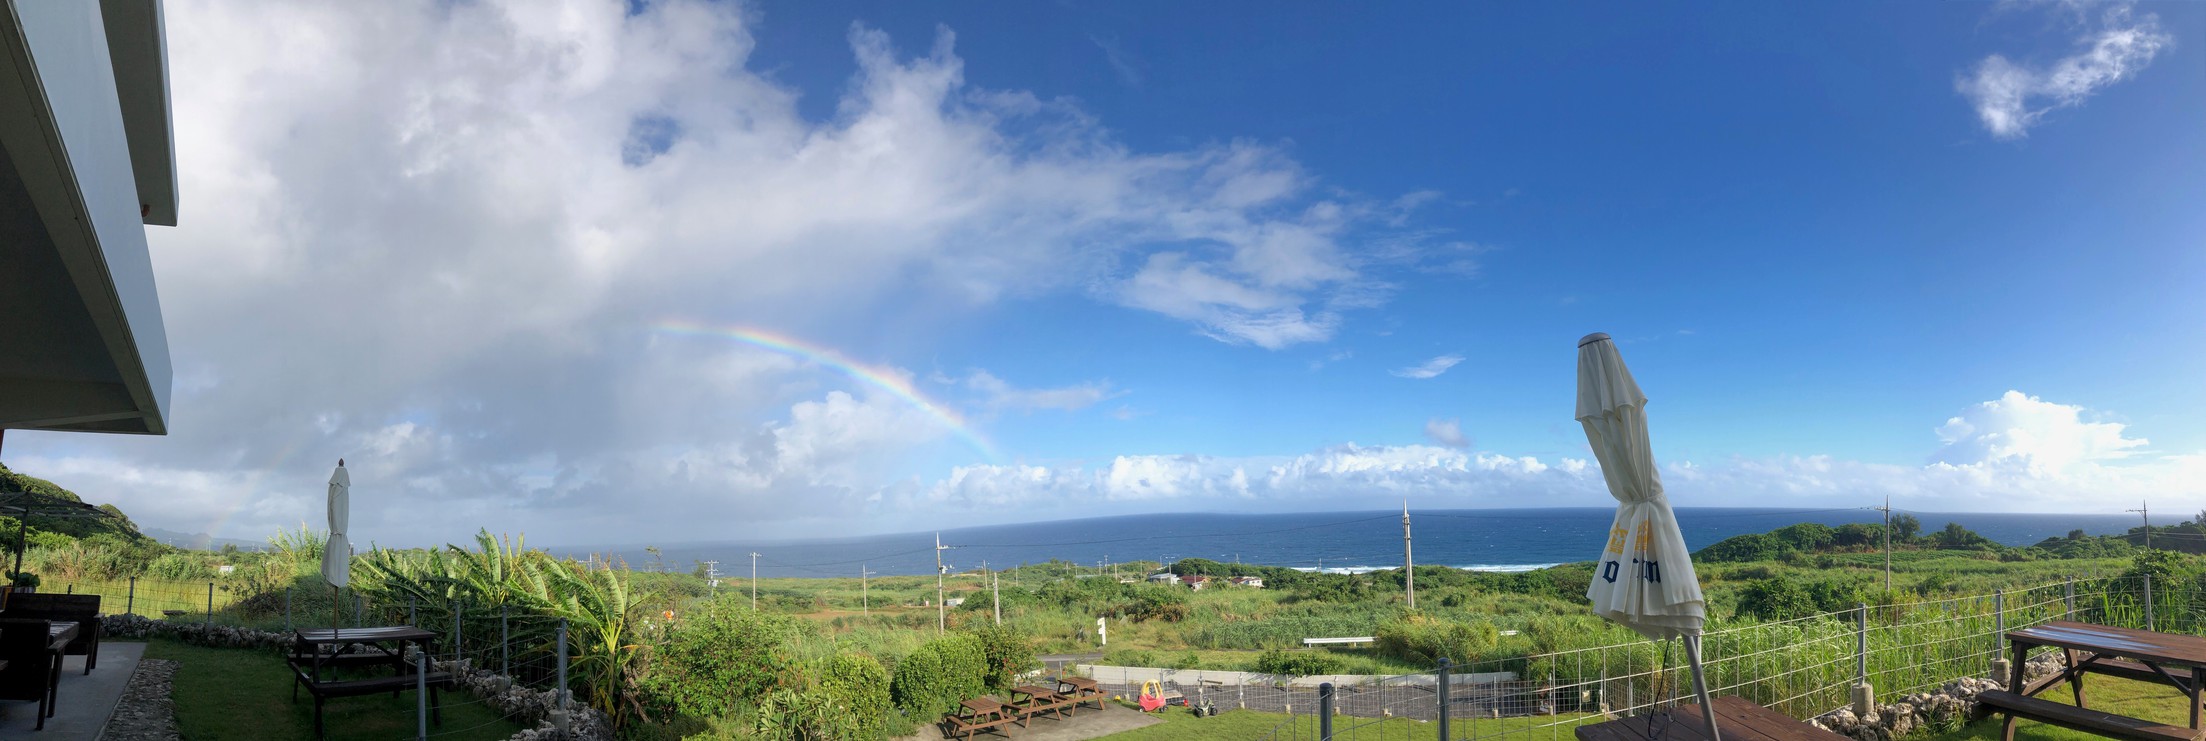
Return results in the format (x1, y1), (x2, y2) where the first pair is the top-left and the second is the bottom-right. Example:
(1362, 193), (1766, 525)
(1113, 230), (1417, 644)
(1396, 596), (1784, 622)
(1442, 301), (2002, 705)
(559, 507), (2146, 579)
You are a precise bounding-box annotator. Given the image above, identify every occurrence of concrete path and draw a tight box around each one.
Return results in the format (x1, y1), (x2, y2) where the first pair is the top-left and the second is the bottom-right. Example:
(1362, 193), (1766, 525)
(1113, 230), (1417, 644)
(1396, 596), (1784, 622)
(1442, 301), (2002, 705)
(0, 642), (146, 740)
(897, 702), (1161, 740)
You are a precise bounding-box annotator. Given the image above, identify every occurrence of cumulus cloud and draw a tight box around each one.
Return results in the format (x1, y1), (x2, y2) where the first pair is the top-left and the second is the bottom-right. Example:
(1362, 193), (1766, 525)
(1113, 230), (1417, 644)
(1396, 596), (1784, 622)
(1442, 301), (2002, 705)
(5, 0), (1460, 545)
(907, 391), (2205, 523)
(1391, 354), (1465, 379)
(1424, 418), (1470, 449)
(1958, 4), (2171, 139)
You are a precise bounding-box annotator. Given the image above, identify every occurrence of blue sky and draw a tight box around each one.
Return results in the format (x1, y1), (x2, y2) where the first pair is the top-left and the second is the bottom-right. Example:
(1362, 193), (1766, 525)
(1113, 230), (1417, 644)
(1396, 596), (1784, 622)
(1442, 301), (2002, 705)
(13, 0), (2203, 545)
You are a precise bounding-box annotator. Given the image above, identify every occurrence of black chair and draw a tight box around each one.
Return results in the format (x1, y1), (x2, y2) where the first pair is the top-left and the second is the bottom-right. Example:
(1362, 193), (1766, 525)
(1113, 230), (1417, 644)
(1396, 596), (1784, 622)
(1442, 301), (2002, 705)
(0, 618), (57, 729)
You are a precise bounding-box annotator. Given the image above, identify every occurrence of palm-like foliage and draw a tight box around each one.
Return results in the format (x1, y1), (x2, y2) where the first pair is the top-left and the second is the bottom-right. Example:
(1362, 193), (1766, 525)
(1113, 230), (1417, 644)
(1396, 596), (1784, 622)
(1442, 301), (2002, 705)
(353, 530), (656, 727)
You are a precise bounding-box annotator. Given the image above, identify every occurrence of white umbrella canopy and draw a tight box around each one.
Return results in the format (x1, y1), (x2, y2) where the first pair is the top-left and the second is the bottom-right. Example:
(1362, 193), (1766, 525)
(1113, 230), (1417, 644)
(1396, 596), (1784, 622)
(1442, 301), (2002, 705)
(1577, 332), (1719, 739)
(1577, 333), (1705, 640)
(322, 460), (350, 590)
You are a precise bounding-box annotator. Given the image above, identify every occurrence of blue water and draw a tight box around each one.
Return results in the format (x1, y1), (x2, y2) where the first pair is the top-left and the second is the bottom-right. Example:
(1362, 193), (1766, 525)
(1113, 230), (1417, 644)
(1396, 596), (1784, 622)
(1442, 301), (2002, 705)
(563, 508), (2143, 579)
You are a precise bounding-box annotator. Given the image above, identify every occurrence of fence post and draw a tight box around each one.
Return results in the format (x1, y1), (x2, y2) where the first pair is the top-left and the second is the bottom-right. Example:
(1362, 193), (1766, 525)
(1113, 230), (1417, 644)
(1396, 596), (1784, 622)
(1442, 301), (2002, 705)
(1854, 602), (1874, 715)
(2145, 574), (2156, 632)
(354, 593), (362, 626)
(126, 576), (135, 615)
(453, 599), (463, 663)
(1991, 590), (2010, 681)
(204, 582), (213, 626)
(2065, 578), (2075, 620)
(502, 604), (510, 677)
(1317, 682), (1334, 740)
(1438, 657), (1453, 741)
(285, 587), (293, 631)
(417, 645), (429, 741)
(409, 596), (418, 627)
(557, 618), (571, 738)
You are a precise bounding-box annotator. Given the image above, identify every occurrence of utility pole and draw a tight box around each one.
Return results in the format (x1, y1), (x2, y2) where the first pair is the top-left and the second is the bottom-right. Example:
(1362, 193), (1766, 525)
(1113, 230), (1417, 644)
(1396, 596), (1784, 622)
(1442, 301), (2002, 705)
(860, 564), (875, 616)
(1876, 495), (1893, 594)
(749, 552), (760, 609)
(935, 533), (951, 635)
(1404, 501), (1416, 610)
(702, 560), (720, 598)
(992, 565), (1002, 626)
(2130, 501), (2152, 551)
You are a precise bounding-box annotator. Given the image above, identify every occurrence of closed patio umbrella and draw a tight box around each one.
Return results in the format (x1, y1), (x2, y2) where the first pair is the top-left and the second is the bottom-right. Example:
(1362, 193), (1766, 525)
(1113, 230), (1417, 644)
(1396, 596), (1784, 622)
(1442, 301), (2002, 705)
(322, 460), (349, 629)
(1576, 332), (1718, 740)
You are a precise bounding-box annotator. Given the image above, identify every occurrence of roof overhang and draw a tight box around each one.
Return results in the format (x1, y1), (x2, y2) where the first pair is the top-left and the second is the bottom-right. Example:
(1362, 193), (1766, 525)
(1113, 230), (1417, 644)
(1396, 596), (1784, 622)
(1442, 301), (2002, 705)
(0, 0), (175, 435)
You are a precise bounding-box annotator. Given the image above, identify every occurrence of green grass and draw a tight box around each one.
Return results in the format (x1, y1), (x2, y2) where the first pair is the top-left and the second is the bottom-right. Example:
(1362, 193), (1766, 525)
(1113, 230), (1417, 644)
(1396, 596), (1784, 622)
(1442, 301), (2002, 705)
(1098, 707), (1301, 739)
(1926, 676), (2196, 741)
(144, 638), (525, 741)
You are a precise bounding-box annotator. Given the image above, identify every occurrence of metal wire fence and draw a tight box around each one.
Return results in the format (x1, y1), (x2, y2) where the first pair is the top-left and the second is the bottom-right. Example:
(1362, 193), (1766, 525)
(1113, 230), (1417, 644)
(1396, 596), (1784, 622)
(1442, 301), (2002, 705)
(33, 578), (573, 740)
(1251, 573), (2192, 741)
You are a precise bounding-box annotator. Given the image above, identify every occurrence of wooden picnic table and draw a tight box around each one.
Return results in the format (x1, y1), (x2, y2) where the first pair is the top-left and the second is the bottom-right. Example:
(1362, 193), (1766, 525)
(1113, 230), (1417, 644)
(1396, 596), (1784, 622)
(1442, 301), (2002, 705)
(1979, 621), (2206, 741)
(1575, 695), (1850, 741)
(1011, 684), (1076, 723)
(290, 626), (451, 738)
(1055, 676), (1106, 711)
(944, 697), (1017, 740)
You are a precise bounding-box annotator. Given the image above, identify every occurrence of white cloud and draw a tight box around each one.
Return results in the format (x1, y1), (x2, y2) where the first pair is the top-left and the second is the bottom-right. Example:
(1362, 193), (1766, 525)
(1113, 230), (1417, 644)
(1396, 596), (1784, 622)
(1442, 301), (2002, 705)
(1424, 418), (1470, 449)
(1958, 5), (2170, 139)
(1391, 354), (1465, 379)
(905, 391), (2206, 522)
(963, 370), (1121, 413)
(3, 0), (1469, 544)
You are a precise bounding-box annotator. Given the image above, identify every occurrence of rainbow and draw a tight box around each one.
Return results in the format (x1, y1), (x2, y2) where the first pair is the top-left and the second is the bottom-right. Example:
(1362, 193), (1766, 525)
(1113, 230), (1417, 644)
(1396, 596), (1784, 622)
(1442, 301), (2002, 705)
(651, 320), (1000, 461)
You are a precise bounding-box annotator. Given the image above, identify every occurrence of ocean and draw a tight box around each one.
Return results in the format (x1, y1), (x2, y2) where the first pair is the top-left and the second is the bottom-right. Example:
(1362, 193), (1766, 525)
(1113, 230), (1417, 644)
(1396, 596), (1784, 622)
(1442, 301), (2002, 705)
(561, 507), (2146, 580)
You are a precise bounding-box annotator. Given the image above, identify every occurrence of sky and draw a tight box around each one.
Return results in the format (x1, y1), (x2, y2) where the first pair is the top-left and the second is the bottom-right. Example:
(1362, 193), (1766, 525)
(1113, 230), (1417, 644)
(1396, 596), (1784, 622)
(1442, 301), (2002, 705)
(10, 0), (2205, 547)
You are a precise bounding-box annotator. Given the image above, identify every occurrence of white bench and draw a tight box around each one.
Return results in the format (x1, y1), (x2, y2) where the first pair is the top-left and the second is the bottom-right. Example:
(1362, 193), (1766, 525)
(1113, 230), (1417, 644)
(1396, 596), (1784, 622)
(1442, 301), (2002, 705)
(1302, 636), (1375, 647)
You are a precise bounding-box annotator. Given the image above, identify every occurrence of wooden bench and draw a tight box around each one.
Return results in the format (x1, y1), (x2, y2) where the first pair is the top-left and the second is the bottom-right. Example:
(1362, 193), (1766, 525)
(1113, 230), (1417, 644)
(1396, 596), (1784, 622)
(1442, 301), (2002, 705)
(1010, 684), (1077, 723)
(290, 666), (453, 738)
(1055, 676), (1106, 711)
(1977, 690), (2202, 741)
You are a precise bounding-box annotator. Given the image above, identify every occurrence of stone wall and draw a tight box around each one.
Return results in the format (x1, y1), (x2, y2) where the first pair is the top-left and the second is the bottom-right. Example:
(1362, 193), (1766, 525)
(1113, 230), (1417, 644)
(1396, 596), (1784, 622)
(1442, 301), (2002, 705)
(1808, 654), (2061, 741)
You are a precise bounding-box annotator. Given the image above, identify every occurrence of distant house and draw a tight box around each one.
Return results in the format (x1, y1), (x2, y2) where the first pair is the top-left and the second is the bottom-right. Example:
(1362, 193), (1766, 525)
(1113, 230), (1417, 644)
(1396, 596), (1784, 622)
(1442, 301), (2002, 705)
(1182, 575), (1210, 590)
(1147, 572), (1180, 585)
(944, 597), (966, 607)
(1229, 576), (1265, 589)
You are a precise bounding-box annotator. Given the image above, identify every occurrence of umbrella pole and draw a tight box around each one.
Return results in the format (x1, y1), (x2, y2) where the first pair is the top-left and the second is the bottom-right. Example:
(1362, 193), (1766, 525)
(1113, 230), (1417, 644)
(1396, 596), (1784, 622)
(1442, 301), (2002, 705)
(1684, 634), (1720, 741)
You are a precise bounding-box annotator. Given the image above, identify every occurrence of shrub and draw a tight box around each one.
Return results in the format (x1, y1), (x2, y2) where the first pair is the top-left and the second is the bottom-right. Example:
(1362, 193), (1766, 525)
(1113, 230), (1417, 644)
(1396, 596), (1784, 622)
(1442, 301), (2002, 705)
(1102, 648), (1158, 667)
(641, 601), (808, 720)
(964, 624), (1037, 689)
(1696, 533), (1787, 563)
(1735, 577), (1814, 621)
(810, 652), (890, 739)
(1375, 615), (1499, 665)
(1254, 648), (1346, 676)
(889, 634), (988, 718)
(1123, 585), (1190, 622)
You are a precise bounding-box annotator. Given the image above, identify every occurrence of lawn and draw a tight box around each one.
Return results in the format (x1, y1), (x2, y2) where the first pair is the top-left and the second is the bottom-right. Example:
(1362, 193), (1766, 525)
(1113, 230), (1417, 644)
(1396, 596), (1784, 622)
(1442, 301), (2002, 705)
(1925, 676), (2193, 741)
(143, 638), (525, 740)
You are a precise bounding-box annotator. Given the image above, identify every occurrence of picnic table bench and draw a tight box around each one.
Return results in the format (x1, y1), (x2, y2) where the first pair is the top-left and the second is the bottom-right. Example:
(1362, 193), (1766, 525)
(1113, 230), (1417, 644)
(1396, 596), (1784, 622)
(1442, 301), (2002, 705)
(1575, 695), (1849, 741)
(1981, 621), (2206, 741)
(943, 697), (1017, 740)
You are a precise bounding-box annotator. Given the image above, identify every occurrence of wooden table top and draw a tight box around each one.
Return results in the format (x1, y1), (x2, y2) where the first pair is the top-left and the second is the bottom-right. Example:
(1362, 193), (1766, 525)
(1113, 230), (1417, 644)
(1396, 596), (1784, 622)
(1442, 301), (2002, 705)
(2009, 621), (2206, 668)
(47, 623), (78, 649)
(1014, 685), (1063, 699)
(1058, 676), (1098, 690)
(1575, 696), (1849, 741)
(295, 626), (438, 644)
(961, 697), (1006, 716)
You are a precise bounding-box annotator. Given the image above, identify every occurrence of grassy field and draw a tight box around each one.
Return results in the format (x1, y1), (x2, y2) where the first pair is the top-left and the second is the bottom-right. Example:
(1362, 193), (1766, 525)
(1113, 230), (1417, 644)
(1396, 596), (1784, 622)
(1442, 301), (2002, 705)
(144, 638), (525, 740)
